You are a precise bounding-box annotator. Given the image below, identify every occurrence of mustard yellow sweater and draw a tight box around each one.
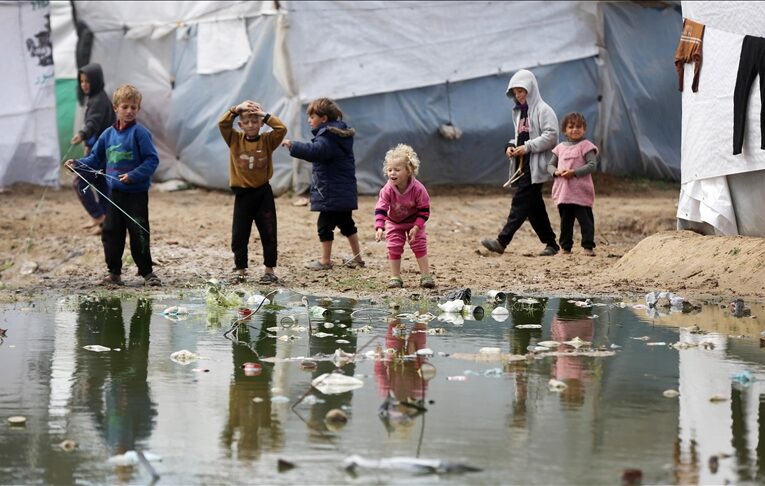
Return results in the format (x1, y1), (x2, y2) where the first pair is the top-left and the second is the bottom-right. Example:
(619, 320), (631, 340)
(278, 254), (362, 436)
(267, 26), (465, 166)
(218, 110), (287, 189)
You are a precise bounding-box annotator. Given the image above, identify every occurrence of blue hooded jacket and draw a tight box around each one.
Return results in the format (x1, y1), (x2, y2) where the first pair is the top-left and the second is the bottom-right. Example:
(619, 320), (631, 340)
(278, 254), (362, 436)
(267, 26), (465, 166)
(289, 120), (358, 212)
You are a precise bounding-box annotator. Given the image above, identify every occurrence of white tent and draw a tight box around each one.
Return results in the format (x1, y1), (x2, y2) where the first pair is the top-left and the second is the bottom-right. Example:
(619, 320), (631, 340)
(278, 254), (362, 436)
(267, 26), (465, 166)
(6, 1), (683, 197)
(677, 1), (765, 237)
(0, 1), (59, 188)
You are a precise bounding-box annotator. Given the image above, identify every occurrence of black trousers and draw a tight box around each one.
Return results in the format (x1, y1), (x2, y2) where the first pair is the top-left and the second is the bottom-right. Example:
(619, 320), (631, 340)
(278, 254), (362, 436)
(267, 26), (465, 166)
(558, 203), (595, 251)
(733, 35), (765, 155)
(497, 182), (558, 250)
(231, 184), (277, 269)
(102, 190), (153, 277)
(317, 210), (357, 242)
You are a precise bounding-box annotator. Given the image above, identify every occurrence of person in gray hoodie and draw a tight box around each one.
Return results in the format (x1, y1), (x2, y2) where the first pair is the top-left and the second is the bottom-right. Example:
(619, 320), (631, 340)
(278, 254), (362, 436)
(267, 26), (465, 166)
(71, 63), (115, 234)
(481, 69), (560, 256)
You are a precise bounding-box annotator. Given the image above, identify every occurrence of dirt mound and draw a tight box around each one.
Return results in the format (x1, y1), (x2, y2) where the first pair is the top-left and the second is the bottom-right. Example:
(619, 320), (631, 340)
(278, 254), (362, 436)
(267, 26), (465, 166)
(605, 230), (765, 300)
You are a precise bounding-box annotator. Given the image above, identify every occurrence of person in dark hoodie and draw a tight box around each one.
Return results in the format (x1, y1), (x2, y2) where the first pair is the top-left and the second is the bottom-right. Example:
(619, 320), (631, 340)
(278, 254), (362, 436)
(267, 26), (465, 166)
(71, 63), (116, 234)
(281, 97), (365, 270)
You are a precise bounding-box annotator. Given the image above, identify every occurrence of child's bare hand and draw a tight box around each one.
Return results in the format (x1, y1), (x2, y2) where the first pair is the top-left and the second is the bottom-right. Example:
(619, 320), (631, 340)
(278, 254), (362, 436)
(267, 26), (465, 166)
(70, 133), (83, 145)
(118, 173), (131, 183)
(561, 169), (575, 179)
(236, 100), (261, 115)
(281, 139), (293, 150)
(505, 147), (514, 158)
(64, 159), (75, 171)
(375, 228), (384, 242)
(510, 145), (527, 157)
(408, 226), (420, 240)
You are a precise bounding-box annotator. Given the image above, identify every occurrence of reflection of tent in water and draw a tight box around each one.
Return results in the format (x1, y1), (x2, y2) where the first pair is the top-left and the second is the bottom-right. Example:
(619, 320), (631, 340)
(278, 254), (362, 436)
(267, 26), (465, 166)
(676, 2), (765, 236)
(9, 2), (684, 193)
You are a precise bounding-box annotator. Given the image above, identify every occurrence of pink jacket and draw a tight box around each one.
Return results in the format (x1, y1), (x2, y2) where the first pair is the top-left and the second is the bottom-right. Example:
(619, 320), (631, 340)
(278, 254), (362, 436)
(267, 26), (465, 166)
(374, 177), (431, 230)
(551, 140), (597, 207)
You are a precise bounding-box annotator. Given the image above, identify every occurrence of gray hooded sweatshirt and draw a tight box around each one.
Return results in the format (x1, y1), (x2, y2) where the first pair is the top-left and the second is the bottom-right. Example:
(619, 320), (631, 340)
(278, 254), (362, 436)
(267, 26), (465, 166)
(506, 69), (559, 185)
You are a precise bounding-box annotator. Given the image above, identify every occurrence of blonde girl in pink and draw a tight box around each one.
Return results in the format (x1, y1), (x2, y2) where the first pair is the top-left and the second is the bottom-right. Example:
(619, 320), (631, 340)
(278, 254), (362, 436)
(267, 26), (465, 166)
(374, 144), (435, 289)
(547, 112), (598, 256)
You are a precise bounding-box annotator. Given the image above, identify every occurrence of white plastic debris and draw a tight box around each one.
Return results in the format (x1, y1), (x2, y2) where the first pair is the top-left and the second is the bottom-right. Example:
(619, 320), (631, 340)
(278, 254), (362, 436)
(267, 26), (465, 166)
(516, 324), (542, 329)
(438, 299), (465, 313)
(83, 345), (111, 353)
(246, 294), (271, 306)
(479, 347), (501, 355)
(516, 298), (540, 305)
(162, 306), (188, 316)
(663, 389), (680, 398)
(107, 451), (162, 467)
(415, 348), (433, 356)
(170, 349), (201, 365)
(312, 373), (364, 395)
(548, 379), (568, 391)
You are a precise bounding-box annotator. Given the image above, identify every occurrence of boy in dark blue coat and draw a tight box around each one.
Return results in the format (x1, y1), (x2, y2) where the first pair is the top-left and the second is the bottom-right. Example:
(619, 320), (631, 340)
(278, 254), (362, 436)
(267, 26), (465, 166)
(66, 84), (161, 287)
(282, 97), (365, 270)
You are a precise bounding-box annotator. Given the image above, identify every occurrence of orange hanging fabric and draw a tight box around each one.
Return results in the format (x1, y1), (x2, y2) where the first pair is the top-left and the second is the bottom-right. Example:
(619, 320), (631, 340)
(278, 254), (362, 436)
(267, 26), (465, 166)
(674, 18), (706, 92)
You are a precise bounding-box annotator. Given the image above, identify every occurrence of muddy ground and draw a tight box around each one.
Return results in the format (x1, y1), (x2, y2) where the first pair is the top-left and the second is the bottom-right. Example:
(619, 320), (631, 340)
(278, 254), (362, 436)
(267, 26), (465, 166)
(1, 174), (764, 304)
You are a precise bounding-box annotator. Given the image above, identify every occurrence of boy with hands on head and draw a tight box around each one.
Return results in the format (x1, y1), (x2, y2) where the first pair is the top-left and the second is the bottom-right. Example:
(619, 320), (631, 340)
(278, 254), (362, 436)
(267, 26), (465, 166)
(219, 99), (287, 284)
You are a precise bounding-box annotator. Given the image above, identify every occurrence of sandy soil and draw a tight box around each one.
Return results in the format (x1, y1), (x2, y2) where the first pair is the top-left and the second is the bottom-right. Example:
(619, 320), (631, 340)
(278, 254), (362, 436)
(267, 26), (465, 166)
(1, 174), (763, 304)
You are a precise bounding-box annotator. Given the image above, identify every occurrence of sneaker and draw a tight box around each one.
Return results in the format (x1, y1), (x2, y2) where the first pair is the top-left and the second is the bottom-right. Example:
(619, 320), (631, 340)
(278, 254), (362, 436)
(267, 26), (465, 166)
(305, 260), (333, 271)
(387, 276), (404, 289)
(420, 274), (436, 289)
(481, 238), (505, 254)
(143, 272), (162, 287)
(539, 245), (559, 256)
(100, 273), (123, 286)
(583, 249), (596, 257)
(258, 272), (279, 284)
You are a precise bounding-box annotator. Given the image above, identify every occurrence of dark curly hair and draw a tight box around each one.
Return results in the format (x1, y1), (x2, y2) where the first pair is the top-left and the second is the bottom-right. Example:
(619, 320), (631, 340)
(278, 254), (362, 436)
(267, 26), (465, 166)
(560, 112), (587, 131)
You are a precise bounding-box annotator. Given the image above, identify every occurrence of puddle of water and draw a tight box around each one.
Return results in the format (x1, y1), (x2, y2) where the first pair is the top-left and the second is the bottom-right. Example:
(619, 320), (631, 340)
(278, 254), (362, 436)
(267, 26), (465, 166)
(1, 291), (764, 484)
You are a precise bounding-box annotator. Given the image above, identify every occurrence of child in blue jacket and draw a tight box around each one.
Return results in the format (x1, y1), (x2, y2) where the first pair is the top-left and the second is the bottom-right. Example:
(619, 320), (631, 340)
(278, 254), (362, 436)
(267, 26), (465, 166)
(66, 84), (161, 287)
(281, 97), (365, 270)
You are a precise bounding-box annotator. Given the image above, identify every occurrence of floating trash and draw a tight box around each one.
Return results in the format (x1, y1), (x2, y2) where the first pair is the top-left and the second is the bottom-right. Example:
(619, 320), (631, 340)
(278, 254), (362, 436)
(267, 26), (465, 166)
(709, 394), (728, 403)
(484, 368), (503, 377)
(731, 370), (755, 387)
(438, 299), (465, 313)
(313, 332), (334, 338)
(252, 397), (264, 403)
(324, 323), (335, 329)
(562, 337), (591, 350)
(336, 339), (350, 344)
(663, 389), (680, 398)
(271, 396), (290, 403)
(516, 324), (542, 329)
(242, 362), (262, 376)
(645, 342), (666, 346)
(309, 306), (330, 318)
(108, 451), (162, 467)
(299, 360), (318, 371)
(479, 347), (501, 355)
(537, 341), (561, 348)
(83, 345), (111, 353)
(415, 348), (433, 356)
(312, 373), (364, 395)
(516, 298), (540, 305)
(7, 416), (26, 426)
(447, 375), (467, 381)
(170, 349), (201, 365)
(343, 455), (481, 475)
(58, 440), (77, 452)
(486, 290), (506, 303)
(324, 408), (348, 430)
(162, 306), (189, 319)
(247, 294), (271, 306)
(548, 379), (567, 392)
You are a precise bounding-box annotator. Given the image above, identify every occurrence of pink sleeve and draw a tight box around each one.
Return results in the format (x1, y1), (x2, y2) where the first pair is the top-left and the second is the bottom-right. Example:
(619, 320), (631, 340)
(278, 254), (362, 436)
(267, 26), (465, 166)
(414, 181), (431, 229)
(374, 185), (391, 230)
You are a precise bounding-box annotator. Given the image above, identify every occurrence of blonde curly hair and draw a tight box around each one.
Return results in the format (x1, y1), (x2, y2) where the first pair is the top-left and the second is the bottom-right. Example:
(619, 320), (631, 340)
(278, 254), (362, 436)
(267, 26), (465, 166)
(383, 144), (421, 177)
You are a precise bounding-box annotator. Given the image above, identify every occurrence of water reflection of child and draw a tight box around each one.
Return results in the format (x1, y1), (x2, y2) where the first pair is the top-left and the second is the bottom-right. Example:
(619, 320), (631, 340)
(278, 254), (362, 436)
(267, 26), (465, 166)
(374, 318), (429, 436)
(77, 298), (157, 459)
(552, 299), (594, 407)
(221, 313), (275, 460)
(506, 297), (547, 428)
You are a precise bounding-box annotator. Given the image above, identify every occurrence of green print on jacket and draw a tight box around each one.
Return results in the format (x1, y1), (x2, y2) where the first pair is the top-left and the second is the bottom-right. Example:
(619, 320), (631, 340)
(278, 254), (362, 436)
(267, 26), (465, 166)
(107, 144), (133, 164)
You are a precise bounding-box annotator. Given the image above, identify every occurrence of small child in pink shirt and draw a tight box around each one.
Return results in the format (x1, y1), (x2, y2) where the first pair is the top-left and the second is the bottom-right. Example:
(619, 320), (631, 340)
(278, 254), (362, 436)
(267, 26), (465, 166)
(547, 112), (598, 256)
(374, 144), (435, 289)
